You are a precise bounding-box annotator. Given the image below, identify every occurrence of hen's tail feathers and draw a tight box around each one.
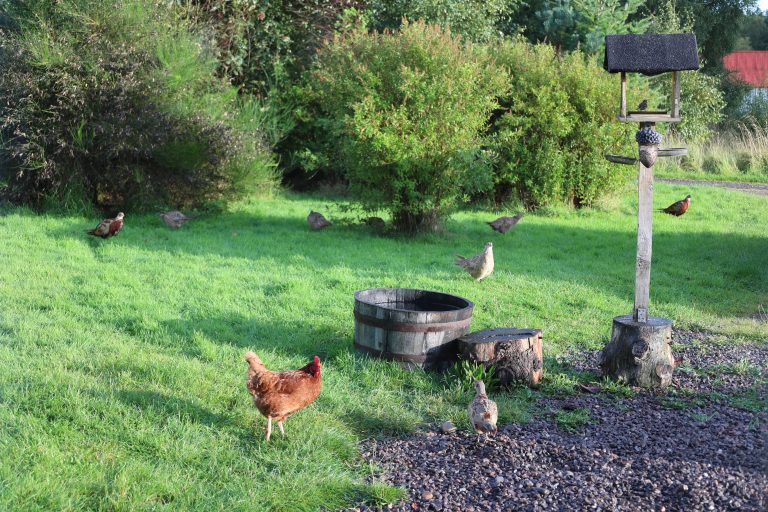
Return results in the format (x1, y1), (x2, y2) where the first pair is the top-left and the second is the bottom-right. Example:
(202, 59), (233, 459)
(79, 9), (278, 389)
(244, 351), (263, 370)
(455, 255), (467, 267)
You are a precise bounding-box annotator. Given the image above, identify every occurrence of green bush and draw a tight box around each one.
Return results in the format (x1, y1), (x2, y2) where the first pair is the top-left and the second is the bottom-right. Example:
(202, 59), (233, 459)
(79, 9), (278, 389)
(489, 39), (634, 209)
(0, 0), (276, 211)
(312, 21), (509, 231)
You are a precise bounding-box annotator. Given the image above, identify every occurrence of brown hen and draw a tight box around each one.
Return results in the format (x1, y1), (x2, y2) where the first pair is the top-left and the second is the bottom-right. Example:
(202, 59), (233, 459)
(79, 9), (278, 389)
(245, 352), (322, 441)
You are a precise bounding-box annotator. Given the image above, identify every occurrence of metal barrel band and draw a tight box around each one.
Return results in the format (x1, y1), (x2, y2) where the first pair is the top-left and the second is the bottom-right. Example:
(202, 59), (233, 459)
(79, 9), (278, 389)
(353, 310), (471, 333)
(353, 342), (428, 363)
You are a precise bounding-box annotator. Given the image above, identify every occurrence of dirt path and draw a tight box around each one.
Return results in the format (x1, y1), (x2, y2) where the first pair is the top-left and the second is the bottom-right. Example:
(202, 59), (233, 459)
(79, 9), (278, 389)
(658, 178), (768, 196)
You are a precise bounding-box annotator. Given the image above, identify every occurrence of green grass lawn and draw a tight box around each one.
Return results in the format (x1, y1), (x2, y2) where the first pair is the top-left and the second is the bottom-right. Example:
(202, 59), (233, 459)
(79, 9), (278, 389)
(1, 183), (766, 511)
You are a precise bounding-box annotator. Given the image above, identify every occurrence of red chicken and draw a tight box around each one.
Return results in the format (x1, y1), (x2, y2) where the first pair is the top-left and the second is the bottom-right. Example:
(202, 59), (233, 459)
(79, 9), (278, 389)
(87, 212), (125, 238)
(659, 195), (691, 217)
(245, 352), (322, 441)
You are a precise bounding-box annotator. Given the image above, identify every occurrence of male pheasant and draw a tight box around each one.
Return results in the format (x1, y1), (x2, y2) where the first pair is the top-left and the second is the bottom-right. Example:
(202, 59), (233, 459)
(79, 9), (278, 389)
(659, 195), (691, 217)
(87, 212), (125, 238)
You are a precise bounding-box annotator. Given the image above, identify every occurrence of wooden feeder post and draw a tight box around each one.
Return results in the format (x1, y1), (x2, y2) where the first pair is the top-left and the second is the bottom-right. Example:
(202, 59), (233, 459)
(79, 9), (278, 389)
(600, 34), (700, 388)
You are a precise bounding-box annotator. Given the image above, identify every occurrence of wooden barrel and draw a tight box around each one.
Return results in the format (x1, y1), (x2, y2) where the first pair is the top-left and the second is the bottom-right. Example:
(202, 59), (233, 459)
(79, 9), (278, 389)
(354, 288), (474, 370)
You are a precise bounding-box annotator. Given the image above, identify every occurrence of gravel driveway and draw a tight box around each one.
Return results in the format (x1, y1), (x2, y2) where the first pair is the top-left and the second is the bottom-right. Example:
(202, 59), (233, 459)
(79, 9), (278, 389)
(348, 330), (767, 512)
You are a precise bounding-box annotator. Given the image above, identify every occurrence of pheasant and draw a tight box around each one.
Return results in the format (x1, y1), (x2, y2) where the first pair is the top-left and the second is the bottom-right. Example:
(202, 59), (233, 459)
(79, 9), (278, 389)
(87, 212), (125, 238)
(659, 195), (691, 217)
(307, 211), (332, 230)
(468, 380), (498, 435)
(487, 213), (523, 234)
(455, 242), (494, 281)
(160, 211), (194, 229)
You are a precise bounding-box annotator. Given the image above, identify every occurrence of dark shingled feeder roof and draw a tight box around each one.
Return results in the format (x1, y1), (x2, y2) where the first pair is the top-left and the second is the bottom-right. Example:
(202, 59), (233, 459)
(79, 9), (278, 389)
(604, 34), (699, 76)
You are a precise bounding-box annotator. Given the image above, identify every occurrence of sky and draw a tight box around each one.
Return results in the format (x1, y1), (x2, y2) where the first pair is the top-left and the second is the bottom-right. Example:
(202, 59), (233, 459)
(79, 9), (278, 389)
(761, 0), (768, 12)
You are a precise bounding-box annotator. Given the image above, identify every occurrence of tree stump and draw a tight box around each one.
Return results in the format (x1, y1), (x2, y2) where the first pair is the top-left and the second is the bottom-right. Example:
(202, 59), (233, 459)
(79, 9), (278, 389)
(457, 328), (543, 387)
(600, 315), (675, 388)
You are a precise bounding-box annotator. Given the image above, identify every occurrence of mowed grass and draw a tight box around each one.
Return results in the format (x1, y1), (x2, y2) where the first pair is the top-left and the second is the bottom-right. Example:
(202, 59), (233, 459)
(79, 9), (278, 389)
(0, 183), (767, 511)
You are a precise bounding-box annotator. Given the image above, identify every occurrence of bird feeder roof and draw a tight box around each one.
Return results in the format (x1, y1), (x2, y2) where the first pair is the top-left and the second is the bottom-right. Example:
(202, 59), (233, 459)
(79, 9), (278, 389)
(604, 34), (699, 76)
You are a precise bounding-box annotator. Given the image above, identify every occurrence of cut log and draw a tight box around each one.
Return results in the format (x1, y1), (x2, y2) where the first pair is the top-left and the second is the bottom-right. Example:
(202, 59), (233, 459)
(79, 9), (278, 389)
(600, 315), (675, 388)
(457, 328), (543, 387)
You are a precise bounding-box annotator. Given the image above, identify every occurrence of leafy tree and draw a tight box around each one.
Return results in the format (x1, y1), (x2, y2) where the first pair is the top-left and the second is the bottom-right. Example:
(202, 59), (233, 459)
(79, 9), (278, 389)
(739, 13), (768, 50)
(642, 0), (759, 70)
(513, 0), (648, 53)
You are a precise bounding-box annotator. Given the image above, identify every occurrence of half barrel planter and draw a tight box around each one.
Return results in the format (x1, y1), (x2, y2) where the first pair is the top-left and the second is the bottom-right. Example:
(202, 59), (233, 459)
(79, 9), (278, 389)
(353, 288), (474, 370)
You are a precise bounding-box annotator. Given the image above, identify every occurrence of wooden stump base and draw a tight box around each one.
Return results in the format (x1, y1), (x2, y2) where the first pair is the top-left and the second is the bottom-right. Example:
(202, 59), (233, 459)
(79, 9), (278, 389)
(600, 315), (674, 388)
(457, 328), (543, 387)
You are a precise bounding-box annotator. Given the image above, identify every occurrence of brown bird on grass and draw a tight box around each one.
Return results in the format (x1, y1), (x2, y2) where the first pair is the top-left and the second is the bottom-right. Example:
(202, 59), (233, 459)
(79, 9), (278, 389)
(455, 242), (494, 281)
(307, 211), (332, 230)
(468, 380), (498, 435)
(160, 211), (194, 229)
(659, 195), (691, 217)
(87, 212), (124, 238)
(245, 352), (322, 441)
(487, 213), (524, 234)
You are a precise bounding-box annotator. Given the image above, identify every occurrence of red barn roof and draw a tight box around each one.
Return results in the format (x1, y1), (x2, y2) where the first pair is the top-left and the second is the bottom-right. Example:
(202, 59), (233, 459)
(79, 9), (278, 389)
(723, 51), (768, 87)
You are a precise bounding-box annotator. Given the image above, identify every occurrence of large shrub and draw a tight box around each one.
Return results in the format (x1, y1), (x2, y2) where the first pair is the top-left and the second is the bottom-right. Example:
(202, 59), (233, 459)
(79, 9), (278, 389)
(489, 39), (635, 209)
(312, 21), (509, 231)
(0, 0), (276, 211)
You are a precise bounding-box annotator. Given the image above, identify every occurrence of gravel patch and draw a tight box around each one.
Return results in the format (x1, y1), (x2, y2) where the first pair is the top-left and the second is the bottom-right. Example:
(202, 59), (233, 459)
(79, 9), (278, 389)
(347, 330), (767, 512)
(563, 329), (768, 395)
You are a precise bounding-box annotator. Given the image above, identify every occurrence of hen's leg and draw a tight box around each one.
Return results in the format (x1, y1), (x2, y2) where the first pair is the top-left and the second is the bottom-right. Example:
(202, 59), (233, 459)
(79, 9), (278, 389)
(265, 416), (272, 441)
(278, 420), (285, 436)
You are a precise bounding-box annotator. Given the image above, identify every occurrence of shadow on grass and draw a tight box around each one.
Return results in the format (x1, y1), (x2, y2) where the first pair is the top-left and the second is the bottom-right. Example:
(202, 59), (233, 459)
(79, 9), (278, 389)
(23, 197), (768, 319)
(113, 388), (233, 428)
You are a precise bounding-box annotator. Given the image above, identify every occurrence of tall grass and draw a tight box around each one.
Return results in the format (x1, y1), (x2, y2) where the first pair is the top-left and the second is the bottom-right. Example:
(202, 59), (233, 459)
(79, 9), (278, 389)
(656, 121), (768, 183)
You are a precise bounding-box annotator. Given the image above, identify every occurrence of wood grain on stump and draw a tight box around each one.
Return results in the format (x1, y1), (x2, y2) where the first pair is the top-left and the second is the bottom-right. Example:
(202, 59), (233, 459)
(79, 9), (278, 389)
(457, 328), (543, 387)
(601, 315), (675, 388)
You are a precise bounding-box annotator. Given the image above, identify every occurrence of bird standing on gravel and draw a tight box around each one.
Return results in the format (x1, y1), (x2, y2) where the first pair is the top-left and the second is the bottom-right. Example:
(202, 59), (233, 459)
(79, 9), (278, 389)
(87, 212), (124, 239)
(455, 242), (494, 281)
(307, 211), (332, 230)
(468, 380), (498, 435)
(487, 213), (523, 234)
(160, 211), (194, 229)
(659, 195), (691, 217)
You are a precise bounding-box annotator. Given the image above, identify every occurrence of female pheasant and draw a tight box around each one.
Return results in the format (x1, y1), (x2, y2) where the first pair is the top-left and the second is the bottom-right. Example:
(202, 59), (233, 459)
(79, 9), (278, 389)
(468, 379), (498, 435)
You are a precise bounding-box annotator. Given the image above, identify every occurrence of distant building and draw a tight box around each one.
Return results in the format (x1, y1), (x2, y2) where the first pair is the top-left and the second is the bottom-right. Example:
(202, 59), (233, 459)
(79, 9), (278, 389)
(723, 51), (768, 105)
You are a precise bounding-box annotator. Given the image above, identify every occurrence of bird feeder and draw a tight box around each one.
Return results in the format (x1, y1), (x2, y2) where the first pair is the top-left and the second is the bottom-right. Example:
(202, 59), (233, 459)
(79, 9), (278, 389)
(600, 33), (699, 388)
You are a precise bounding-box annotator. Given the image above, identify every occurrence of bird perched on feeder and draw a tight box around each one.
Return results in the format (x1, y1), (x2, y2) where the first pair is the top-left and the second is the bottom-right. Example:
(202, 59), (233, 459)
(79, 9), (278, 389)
(87, 212), (125, 239)
(659, 195), (691, 217)
(637, 99), (649, 111)
(455, 242), (494, 281)
(487, 213), (524, 234)
(160, 211), (194, 229)
(244, 352), (322, 441)
(468, 380), (498, 435)
(307, 211), (332, 230)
